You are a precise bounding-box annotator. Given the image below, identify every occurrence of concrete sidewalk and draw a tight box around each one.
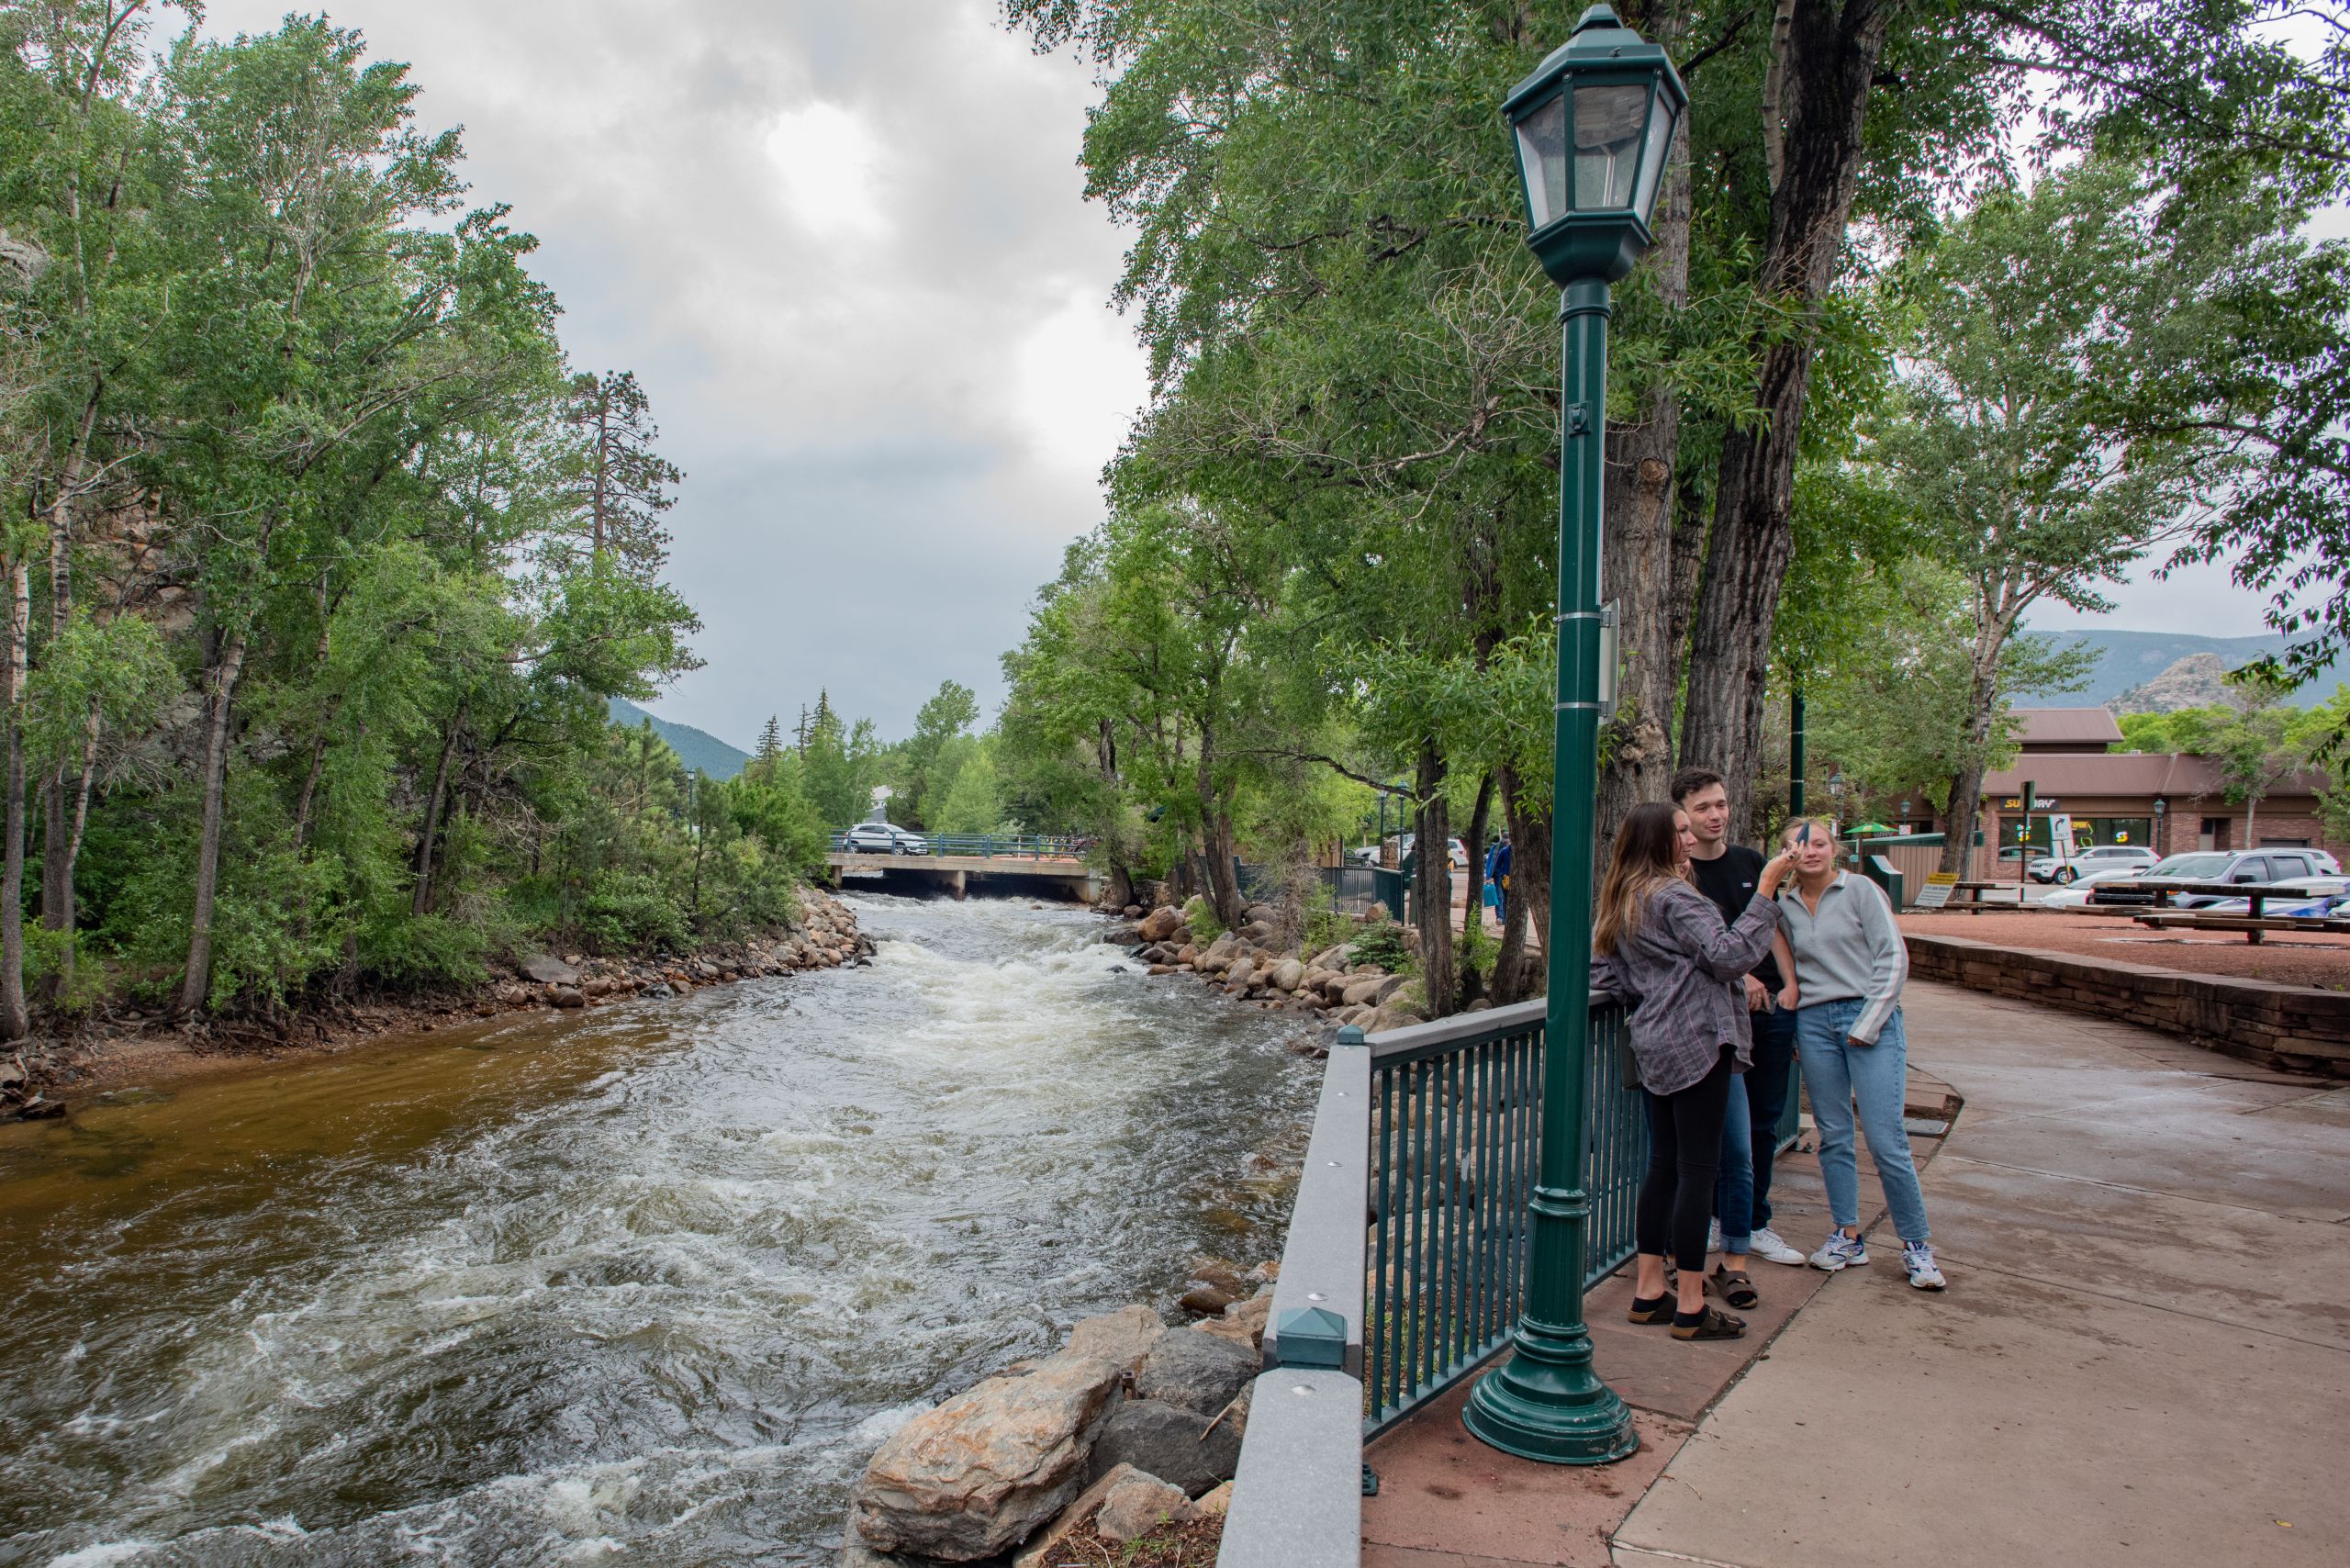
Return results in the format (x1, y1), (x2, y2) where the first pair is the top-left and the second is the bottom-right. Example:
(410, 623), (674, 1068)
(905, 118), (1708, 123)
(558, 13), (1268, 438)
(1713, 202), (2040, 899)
(1612, 980), (2350, 1568)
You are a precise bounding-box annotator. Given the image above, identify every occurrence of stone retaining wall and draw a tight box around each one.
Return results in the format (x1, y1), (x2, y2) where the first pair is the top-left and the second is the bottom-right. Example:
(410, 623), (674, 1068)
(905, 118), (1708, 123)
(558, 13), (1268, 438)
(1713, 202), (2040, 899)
(1905, 933), (2350, 1079)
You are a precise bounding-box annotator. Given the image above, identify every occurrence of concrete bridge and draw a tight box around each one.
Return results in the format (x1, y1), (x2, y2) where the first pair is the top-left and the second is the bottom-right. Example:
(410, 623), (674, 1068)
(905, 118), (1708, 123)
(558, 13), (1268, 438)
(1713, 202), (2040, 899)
(823, 851), (1101, 902)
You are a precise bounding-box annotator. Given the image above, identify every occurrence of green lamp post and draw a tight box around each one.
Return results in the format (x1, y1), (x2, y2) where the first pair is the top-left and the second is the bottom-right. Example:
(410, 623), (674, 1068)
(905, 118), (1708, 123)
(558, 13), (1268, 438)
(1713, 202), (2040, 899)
(1461, 2), (1685, 1466)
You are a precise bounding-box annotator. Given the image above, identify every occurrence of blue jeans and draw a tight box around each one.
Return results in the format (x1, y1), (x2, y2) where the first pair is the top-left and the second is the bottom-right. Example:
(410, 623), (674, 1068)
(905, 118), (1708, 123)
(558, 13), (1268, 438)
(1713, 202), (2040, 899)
(1713, 1069), (1752, 1254)
(1794, 999), (1931, 1245)
(1743, 1005), (1798, 1231)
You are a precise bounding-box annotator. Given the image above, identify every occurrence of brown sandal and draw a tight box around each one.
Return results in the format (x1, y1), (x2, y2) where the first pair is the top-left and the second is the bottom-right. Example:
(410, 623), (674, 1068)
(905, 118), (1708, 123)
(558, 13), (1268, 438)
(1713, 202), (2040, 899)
(1672, 1305), (1748, 1341)
(1627, 1295), (1673, 1326)
(1710, 1265), (1760, 1310)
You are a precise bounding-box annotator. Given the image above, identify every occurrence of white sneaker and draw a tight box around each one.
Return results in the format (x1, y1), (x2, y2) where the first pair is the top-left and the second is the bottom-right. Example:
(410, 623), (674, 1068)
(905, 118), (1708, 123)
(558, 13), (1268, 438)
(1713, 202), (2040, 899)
(1810, 1231), (1870, 1271)
(1707, 1219), (1723, 1254)
(1749, 1226), (1806, 1267)
(1903, 1241), (1947, 1291)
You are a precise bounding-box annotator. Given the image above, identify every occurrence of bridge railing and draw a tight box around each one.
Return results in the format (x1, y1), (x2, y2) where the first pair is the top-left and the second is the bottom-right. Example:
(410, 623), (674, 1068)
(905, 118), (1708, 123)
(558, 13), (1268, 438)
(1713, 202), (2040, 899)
(826, 832), (1088, 861)
(1220, 996), (1803, 1568)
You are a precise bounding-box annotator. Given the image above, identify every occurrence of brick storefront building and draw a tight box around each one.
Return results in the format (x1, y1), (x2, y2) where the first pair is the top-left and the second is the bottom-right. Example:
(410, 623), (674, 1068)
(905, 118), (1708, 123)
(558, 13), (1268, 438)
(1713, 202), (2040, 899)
(1956, 709), (2350, 874)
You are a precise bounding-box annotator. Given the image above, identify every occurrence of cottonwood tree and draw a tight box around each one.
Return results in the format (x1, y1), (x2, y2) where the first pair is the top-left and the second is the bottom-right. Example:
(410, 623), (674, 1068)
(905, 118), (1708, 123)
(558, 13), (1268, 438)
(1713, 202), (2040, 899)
(1869, 156), (2236, 873)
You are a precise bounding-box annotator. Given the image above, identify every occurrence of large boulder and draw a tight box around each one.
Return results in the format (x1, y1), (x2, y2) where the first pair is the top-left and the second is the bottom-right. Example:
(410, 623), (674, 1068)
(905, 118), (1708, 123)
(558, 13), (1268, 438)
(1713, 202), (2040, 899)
(520, 954), (580, 986)
(1270, 959), (1305, 992)
(1223, 959), (1256, 993)
(1085, 1399), (1241, 1497)
(850, 1353), (1125, 1561)
(1133, 1328), (1257, 1419)
(1064, 1305), (1165, 1380)
(1137, 906), (1184, 943)
(1340, 975), (1388, 1007)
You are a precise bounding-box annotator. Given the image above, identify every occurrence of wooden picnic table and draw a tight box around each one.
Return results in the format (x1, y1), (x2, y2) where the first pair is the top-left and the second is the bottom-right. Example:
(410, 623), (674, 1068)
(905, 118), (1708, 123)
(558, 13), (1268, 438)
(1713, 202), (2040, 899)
(2116, 879), (2326, 945)
(1943, 879), (2029, 912)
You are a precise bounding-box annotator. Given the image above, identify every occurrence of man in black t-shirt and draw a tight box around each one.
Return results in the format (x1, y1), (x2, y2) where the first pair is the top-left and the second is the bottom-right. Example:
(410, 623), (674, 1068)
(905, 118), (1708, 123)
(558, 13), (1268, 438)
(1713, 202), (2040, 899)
(1672, 767), (1807, 1271)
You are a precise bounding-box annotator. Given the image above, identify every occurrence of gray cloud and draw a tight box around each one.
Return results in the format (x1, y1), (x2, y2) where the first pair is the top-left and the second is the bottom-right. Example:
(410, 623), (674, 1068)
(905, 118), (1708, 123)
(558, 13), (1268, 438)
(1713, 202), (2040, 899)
(198, 0), (1146, 745)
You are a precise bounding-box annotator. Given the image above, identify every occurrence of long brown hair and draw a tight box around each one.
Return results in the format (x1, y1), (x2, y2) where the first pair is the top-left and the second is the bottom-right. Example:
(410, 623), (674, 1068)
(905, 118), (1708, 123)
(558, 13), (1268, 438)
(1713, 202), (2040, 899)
(1595, 801), (1686, 955)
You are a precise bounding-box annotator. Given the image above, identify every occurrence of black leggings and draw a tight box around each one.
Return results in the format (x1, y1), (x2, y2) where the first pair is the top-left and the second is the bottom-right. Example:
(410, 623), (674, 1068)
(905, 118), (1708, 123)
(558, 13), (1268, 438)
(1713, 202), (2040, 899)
(1638, 1047), (1735, 1274)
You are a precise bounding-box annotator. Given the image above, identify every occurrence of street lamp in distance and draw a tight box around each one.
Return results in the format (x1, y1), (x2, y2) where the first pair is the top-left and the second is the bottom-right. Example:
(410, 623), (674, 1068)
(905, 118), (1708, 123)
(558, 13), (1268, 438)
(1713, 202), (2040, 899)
(1461, 2), (1685, 1469)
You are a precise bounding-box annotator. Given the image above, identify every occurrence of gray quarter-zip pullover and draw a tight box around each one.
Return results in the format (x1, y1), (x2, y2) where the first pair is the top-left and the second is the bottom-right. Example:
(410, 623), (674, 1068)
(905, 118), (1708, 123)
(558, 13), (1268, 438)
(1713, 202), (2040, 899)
(1776, 871), (1907, 1044)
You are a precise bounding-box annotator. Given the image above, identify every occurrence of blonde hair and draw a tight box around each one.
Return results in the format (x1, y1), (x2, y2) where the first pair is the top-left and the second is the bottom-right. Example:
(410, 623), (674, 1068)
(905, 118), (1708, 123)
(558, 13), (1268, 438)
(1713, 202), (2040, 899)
(1781, 815), (1838, 850)
(1595, 802), (1686, 955)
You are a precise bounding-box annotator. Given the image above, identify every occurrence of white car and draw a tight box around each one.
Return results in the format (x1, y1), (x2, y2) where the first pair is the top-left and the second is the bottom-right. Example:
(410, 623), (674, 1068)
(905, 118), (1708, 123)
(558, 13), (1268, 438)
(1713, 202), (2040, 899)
(2030, 844), (2159, 884)
(840, 821), (929, 857)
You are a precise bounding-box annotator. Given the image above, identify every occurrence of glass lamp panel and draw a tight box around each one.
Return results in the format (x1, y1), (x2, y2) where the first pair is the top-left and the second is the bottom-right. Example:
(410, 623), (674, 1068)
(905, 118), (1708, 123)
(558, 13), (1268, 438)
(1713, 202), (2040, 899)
(1571, 82), (1647, 210)
(1630, 89), (1674, 224)
(1515, 93), (1567, 228)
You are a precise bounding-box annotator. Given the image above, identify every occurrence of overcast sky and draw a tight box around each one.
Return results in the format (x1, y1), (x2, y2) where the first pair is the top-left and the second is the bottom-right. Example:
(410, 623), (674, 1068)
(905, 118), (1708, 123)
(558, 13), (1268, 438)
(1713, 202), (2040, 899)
(191, 2), (2282, 748)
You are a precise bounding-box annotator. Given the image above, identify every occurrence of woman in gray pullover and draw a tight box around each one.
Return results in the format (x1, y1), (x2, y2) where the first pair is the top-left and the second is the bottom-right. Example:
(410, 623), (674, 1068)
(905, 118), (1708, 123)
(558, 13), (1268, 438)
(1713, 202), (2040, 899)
(1775, 817), (1945, 1290)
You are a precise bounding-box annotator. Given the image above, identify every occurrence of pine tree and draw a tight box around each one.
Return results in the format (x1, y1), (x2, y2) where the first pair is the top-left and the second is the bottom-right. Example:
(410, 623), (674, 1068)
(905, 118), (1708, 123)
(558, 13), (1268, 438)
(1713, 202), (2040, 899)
(560, 369), (682, 581)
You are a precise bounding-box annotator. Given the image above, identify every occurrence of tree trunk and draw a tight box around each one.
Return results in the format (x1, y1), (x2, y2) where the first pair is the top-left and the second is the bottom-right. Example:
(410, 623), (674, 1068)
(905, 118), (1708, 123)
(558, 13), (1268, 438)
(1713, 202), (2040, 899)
(39, 391), (98, 994)
(1460, 771), (1494, 947)
(178, 628), (248, 1017)
(1677, 0), (1890, 841)
(1202, 814), (1245, 932)
(1596, 6), (1694, 853)
(1413, 741), (1456, 1019)
(412, 712), (464, 917)
(1, 562), (28, 1040)
(1492, 761), (1548, 1005)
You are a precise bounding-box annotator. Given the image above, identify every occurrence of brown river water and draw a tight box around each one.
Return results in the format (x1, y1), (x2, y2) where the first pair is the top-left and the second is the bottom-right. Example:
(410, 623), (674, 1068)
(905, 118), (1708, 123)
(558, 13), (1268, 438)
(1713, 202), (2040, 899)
(0, 895), (1316, 1567)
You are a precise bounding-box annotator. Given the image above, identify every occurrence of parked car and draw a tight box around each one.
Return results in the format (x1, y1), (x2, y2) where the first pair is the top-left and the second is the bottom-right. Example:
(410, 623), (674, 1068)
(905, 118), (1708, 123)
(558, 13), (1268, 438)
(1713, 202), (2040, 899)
(2200, 876), (2350, 917)
(840, 821), (930, 857)
(2030, 844), (2159, 884)
(1348, 844), (1383, 868)
(1396, 833), (1469, 869)
(2087, 847), (2333, 908)
(2041, 865), (2162, 909)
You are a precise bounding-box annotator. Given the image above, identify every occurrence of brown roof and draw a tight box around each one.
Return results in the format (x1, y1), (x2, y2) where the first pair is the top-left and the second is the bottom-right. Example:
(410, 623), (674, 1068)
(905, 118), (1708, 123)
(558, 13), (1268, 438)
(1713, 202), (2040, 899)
(2013, 708), (2125, 747)
(1982, 752), (2326, 802)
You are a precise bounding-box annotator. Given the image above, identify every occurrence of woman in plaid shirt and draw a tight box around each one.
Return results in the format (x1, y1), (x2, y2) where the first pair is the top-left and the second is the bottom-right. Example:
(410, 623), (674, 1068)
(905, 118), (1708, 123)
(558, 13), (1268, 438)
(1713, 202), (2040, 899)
(1595, 801), (1795, 1340)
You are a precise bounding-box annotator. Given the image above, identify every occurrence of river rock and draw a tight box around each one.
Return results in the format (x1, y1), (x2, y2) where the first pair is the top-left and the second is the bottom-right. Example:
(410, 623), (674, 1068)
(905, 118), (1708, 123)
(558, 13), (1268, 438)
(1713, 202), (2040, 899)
(520, 954), (580, 986)
(1340, 975), (1386, 1007)
(1137, 906), (1184, 943)
(1176, 1282), (1233, 1316)
(1064, 1305), (1164, 1379)
(1084, 1399), (1240, 1497)
(1270, 959), (1304, 991)
(1195, 1481), (1234, 1518)
(548, 985), (586, 1009)
(1223, 959), (1255, 992)
(849, 1352), (1124, 1560)
(1011, 1464), (1141, 1568)
(1096, 1473), (1193, 1543)
(1133, 1328), (1257, 1419)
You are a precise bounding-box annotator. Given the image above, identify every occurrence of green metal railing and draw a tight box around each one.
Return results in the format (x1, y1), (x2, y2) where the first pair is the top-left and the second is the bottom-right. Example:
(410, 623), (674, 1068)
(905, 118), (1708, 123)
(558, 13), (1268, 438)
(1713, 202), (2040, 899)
(1354, 998), (1802, 1436)
(1229, 991), (1806, 1554)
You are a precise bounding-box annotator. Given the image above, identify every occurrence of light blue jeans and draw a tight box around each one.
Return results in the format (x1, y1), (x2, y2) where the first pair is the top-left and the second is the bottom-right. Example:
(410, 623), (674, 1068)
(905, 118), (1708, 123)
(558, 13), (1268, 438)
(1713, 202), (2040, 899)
(1794, 999), (1930, 1246)
(1714, 1070), (1752, 1254)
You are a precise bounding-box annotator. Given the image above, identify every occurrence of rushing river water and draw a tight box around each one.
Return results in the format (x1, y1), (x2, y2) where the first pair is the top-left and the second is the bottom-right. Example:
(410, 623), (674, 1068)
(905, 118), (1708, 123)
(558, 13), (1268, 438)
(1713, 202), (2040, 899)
(0, 896), (1317, 1567)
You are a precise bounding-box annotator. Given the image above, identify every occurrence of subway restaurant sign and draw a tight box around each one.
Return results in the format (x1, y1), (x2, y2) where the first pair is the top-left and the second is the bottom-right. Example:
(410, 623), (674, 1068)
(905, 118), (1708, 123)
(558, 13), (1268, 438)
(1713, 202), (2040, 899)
(2000, 797), (2057, 810)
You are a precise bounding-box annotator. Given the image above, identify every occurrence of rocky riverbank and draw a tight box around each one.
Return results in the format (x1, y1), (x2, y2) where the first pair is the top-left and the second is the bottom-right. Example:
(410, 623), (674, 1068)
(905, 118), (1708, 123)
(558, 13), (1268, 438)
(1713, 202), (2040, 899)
(2, 885), (876, 1116)
(1108, 897), (1436, 1036)
(845, 1254), (1278, 1568)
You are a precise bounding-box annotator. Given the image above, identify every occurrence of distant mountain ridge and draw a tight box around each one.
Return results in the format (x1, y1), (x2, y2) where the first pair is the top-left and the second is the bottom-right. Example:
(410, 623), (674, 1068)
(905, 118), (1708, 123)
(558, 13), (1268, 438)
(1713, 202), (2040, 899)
(2028, 628), (2346, 708)
(607, 697), (751, 779)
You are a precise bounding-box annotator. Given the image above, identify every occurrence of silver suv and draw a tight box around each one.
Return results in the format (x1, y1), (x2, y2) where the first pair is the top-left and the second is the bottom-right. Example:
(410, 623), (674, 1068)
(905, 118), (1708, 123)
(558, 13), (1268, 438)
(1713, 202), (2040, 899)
(840, 821), (929, 857)
(2087, 848), (2330, 908)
